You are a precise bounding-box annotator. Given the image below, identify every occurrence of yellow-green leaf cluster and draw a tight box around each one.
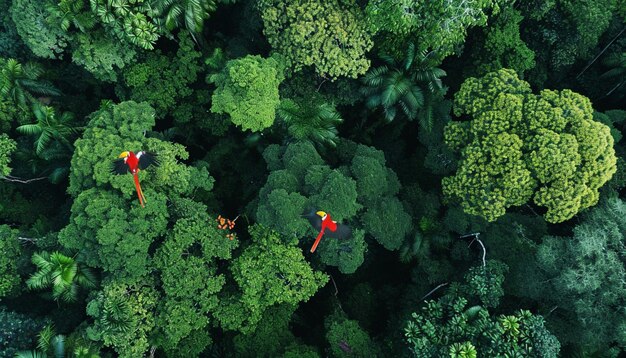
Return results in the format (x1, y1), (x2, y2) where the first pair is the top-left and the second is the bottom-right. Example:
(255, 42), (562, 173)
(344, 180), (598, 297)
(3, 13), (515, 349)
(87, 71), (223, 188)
(444, 69), (616, 223)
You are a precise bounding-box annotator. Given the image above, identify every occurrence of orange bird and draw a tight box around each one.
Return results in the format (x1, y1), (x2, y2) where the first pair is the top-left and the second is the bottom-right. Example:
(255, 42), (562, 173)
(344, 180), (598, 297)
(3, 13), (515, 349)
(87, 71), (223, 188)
(304, 211), (351, 253)
(112, 151), (158, 207)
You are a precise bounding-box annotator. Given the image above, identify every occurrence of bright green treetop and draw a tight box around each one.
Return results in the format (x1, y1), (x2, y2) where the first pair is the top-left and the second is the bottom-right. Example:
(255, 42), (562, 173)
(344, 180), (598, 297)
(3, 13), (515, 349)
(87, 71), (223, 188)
(215, 225), (328, 333)
(443, 69), (616, 223)
(153, 208), (237, 354)
(61, 101), (213, 279)
(209, 54), (284, 132)
(258, 0), (373, 80)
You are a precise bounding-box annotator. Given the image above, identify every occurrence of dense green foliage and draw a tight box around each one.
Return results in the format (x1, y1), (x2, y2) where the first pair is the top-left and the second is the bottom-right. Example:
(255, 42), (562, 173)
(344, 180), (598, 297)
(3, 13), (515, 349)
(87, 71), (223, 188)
(444, 69), (617, 223)
(1, 0), (625, 356)
(258, 0), (373, 79)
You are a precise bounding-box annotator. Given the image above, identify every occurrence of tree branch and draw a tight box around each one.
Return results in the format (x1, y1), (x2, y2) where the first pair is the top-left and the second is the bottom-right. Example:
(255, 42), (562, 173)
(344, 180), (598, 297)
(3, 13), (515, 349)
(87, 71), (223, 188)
(577, 26), (626, 79)
(421, 283), (449, 301)
(462, 232), (486, 267)
(1, 175), (47, 184)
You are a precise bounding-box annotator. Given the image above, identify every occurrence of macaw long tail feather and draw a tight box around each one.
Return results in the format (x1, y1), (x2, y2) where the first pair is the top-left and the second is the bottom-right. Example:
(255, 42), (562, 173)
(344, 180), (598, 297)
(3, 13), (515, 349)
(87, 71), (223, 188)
(310, 229), (325, 253)
(133, 174), (145, 208)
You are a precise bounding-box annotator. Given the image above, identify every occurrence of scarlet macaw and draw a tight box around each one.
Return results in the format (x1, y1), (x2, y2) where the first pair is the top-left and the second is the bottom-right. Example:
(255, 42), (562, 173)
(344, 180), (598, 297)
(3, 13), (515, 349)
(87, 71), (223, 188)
(304, 210), (351, 253)
(112, 151), (158, 208)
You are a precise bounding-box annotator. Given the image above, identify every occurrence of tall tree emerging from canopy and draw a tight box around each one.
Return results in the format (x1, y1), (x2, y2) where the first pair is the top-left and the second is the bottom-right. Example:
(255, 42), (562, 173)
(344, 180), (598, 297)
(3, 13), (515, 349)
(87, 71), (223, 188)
(257, 0), (373, 80)
(60, 101), (214, 279)
(209, 55), (284, 132)
(443, 69), (616, 223)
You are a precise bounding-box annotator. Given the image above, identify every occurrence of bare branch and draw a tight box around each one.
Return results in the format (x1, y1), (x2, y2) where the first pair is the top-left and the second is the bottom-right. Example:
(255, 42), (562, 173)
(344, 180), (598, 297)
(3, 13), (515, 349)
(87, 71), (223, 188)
(330, 274), (339, 296)
(577, 26), (626, 79)
(421, 283), (449, 301)
(467, 237), (486, 268)
(17, 236), (38, 243)
(464, 233), (486, 267)
(1, 175), (47, 184)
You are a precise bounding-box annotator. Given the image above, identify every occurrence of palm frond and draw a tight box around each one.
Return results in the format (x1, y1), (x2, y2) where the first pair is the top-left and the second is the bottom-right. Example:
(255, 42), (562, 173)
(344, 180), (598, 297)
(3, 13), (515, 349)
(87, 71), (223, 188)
(37, 324), (55, 352)
(17, 123), (43, 135)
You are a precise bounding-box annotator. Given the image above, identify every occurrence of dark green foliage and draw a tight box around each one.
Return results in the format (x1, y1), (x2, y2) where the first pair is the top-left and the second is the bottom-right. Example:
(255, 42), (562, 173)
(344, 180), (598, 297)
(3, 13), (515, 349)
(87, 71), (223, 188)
(365, 0), (506, 62)
(277, 98), (343, 148)
(123, 33), (201, 117)
(26, 251), (96, 302)
(404, 263), (560, 357)
(521, 0), (618, 85)
(256, 141), (411, 272)
(0, 225), (21, 297)
(0, 134), (16, 176)
(325, 313), (379, 357)
(405, 300), (559, 357)
(232, 304), (299, 358)
(71, 30), (137, 82)
(11, 0), (70, 59)
(530, 197), (626, 351)
(361, 43), (446, 127)
(17, 104), (77, 156)
(0, 308), (47, 358)
(86, 277), (159, 357)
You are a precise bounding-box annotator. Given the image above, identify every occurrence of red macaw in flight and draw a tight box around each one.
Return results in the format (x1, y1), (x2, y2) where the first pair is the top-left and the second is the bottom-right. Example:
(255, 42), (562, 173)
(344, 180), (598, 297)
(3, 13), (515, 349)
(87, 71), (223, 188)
(112, 151), (158, 208)
(304, 210), (351, 253)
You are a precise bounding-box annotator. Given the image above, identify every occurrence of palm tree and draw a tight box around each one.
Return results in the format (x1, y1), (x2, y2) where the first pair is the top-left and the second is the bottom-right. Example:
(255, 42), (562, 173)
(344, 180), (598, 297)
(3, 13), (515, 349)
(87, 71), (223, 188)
(154, 0), (217, 39)
(26, 251), (96, 303)
(47, 0), (97, 33)
(17, 104), (79, 156)
(0, 59), (60, 109)
(277, 98), (343, 148)
(362, 43), (446, 129)
(16, 324), (100, 358)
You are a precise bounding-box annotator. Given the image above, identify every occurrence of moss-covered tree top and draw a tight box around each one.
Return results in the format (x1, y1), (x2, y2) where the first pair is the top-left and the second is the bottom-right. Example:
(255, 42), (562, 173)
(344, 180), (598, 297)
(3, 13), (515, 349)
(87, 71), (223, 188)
(258, 0), (373, 80)
(443, 68), (617, 223)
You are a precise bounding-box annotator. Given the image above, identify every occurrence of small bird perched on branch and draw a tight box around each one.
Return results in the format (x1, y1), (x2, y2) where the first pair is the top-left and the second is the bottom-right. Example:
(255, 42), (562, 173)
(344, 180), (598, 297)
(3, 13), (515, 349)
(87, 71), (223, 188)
(303, 210), (351, 253)
(112, 151), (158, 208)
